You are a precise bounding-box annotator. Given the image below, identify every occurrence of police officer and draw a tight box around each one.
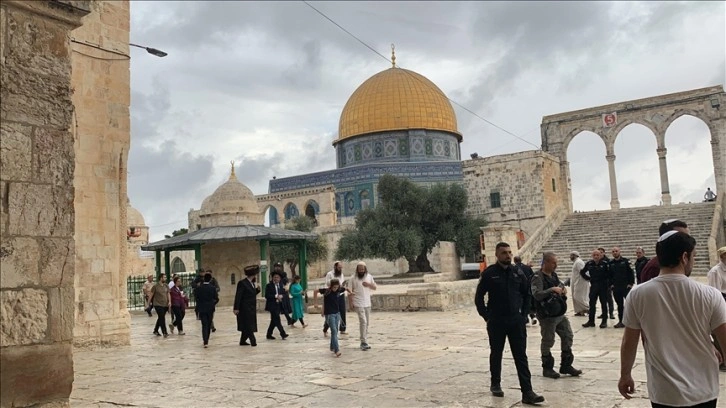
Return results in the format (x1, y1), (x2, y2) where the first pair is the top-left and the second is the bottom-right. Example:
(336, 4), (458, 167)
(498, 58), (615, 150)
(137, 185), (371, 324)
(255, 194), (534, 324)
(514, 256), (537, 326)
(476, 242), (545, 405)
(581, 249), (612, 328)
(531, 252), (582, 379)
(633, 247), (649, 284)
(609, 247), (635, 328)
(598, 247), (616, 320)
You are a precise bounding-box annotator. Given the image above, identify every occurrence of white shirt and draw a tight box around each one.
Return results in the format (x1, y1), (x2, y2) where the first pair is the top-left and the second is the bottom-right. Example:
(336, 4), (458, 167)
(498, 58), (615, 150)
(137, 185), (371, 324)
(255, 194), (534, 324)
(707, 262), (726, 294)
(623, 274), (726, 406)
(571, 258), (585, 280)
(349, 273), (375, 308)
(325, 270), (346, 288)
(168, 281), (175, 289)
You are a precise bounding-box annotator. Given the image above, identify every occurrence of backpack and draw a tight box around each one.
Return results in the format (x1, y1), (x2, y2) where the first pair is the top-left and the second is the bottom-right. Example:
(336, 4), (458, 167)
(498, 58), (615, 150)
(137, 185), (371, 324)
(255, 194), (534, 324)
(532, 271), (567, 318)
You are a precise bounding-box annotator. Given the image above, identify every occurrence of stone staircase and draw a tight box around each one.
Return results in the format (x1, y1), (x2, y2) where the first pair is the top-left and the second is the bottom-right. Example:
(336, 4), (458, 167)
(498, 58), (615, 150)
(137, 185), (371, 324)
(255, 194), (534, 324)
(533, 202), (716, 276)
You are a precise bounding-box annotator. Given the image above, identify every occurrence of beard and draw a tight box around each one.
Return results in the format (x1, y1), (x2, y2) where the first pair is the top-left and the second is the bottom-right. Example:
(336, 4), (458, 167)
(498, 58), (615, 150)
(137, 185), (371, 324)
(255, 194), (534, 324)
(356, 272), (366, 278)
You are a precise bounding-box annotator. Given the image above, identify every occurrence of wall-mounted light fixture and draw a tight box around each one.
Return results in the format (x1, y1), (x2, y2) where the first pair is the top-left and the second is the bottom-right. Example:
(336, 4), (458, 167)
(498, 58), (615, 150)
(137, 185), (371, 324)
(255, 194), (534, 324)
(710, 98), (720, 109)
(470, 153), (479, 159)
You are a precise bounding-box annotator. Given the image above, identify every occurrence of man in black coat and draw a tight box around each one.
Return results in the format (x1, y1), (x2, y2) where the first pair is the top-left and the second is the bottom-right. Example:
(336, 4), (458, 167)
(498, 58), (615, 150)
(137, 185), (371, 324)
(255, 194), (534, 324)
(264, 270), (289, 340)
(194, 273), (219, 348)
(234, 265), (261, 346)
(273, 263), (294, 326)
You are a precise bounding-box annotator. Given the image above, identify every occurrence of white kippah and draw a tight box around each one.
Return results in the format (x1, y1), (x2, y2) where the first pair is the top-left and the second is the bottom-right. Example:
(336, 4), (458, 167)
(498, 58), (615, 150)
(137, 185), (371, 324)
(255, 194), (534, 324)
(658, 230), (679, 242)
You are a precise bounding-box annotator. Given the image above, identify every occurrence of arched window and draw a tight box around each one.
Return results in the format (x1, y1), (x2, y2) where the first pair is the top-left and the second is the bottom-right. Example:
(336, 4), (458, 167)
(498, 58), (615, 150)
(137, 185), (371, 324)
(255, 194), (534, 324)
(359, 190), (370, 210)
(284, 203), (299, 220)
(265, 206), (279, 225)
(305, 200), (319, 219)
(171, 257), (186, 273)
(344, 192), (356, 216)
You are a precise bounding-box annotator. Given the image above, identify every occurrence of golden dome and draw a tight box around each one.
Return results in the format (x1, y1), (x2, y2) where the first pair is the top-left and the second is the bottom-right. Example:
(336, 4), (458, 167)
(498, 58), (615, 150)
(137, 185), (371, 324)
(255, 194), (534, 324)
(335, 67), (460, 144)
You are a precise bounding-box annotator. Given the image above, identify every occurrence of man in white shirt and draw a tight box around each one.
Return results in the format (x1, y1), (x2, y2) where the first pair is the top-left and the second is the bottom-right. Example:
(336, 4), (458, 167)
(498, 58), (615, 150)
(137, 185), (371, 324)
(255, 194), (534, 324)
(707, 246), (726, 372)
(618, 231), (726, 408)
(569, 251), (589, 316)
(348, 261), (376, 350)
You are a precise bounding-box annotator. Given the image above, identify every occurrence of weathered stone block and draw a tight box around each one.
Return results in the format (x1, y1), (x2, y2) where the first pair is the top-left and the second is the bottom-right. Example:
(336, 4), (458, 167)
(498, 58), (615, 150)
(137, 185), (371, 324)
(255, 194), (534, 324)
(5, 7), (72, 79)
(47, 286), (75, 342)
(0, 121), (33, 181)
(0, 288), (48, 347)
(0, 64), (73, 128)
(33, 127), (74, 186)
(0, 236), (40, 288)
(38, 237), (74, 287)
(7, 183), (74, 237)
(0, 343), (73, 408)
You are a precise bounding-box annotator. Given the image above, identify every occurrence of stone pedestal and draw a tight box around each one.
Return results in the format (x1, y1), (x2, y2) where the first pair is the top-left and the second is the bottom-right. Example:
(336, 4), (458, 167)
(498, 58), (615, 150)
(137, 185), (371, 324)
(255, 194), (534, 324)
(0, 1), (90, 406)
(482, 225), (519, 264)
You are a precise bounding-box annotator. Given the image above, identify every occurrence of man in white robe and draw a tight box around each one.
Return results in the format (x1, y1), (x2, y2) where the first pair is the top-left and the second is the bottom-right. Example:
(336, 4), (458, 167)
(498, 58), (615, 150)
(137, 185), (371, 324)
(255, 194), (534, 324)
(569, 251), (589, 316)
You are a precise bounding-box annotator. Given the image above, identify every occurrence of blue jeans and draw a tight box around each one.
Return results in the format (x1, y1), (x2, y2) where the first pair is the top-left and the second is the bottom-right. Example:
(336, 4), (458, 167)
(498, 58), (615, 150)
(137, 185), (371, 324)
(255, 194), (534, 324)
(325, 313), (340, 353)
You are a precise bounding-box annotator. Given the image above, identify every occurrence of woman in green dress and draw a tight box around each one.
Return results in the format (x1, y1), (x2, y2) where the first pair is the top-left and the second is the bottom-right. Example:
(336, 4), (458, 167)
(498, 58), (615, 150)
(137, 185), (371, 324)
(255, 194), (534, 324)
(289, 275), (307, 327)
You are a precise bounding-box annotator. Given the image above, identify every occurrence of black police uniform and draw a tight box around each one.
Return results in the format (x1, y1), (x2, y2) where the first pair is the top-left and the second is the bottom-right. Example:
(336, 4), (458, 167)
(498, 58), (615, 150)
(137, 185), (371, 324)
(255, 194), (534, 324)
(580, 259), (612, 326)
(609, 257), (635, 324)
(475, 262), (534, 394)
(634, 256), (649, 284)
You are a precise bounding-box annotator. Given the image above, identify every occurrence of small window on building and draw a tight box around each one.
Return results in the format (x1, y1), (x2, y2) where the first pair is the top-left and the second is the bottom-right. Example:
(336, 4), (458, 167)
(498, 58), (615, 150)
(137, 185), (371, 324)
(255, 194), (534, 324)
(551, 178), (556, 192)
(490, 192), (501, 208)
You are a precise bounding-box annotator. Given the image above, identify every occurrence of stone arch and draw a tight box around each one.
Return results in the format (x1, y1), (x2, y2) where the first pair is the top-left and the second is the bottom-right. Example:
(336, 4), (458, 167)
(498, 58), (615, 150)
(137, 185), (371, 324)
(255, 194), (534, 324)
(610, 119), (659, 149)
(612, 123), (660, 207)
(171, 257), (186, 273)
(661, 108), (713, 139)
(304, 199), (320, 218)
(663, 114), (716, 202)
(344, 192), (356, 216)
(561, 127), (607, 159)
(566, 130), (609, 210)
(262, 204), (280, 226)
(284, 202), (299, 220)
(359, 189), (371, 210)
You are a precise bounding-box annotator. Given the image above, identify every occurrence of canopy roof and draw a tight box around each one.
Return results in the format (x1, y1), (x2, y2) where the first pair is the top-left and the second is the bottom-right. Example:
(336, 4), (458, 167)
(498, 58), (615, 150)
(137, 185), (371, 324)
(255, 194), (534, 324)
(141, 225), (317, 252)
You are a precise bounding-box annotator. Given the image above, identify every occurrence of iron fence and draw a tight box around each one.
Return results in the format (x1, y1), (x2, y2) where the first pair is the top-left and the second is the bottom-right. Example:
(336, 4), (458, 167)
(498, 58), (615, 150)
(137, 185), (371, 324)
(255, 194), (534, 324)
(126, 272), (198, 311)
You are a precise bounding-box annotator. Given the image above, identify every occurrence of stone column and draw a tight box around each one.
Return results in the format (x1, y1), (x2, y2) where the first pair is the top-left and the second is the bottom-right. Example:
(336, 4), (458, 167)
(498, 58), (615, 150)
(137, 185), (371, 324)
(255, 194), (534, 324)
(0, 1), (89, 407)
(605, 154), (620, 209)
(560, 160), (573, 212)
(656, 147), (672, 206)
(711, 121), (726, 196)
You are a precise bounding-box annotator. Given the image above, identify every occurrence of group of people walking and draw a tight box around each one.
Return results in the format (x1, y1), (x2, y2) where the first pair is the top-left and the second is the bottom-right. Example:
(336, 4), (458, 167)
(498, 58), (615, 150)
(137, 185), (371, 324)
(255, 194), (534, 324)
(475, 217), (726, 407)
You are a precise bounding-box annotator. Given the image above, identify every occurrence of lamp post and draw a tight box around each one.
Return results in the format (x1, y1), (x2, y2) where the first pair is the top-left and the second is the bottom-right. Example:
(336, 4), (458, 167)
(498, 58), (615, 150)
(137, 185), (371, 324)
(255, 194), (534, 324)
(130, 43), (168, 57)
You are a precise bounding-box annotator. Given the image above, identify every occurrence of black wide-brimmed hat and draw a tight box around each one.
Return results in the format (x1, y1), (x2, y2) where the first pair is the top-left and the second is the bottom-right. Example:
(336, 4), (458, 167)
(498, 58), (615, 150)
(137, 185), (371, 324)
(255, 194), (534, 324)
(270, 270), (282, 277)
(244, 265), (260, 276)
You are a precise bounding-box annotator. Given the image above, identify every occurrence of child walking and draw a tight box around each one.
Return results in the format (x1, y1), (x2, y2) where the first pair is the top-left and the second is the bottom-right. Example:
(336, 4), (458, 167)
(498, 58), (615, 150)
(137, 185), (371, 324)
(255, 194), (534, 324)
(289, 276), (307, 328)
(321, 278), (347, 357)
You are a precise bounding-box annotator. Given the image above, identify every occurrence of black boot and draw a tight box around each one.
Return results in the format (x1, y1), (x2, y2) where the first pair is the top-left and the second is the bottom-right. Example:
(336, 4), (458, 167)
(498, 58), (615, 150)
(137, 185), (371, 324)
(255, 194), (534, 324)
(522, 390), (545, 405)
(490, 384), (504, 397)
(542, 354), (560, 379)
(559, 351), (582, 376)
(582, 321), (595, 327)
(599, 318), (607, 328)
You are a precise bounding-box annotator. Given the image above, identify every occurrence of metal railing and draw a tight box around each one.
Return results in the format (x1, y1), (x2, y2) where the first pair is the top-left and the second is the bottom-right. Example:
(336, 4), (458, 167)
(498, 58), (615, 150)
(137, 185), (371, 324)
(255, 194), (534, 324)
(126, 272), (198, 311)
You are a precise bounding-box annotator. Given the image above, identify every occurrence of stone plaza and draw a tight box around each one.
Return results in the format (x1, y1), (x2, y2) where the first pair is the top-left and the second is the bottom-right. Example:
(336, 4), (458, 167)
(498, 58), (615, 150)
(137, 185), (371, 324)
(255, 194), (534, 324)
(70, 292), (726, 408)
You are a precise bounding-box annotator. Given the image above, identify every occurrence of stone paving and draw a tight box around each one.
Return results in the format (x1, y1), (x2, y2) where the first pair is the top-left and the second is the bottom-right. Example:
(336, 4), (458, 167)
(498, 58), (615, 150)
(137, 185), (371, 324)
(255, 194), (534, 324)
(70, 302), (726, 408)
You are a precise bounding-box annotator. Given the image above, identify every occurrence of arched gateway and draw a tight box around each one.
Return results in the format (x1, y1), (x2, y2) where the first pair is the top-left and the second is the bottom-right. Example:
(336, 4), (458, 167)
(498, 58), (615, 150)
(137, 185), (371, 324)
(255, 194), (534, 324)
(541, 86), (726, 211)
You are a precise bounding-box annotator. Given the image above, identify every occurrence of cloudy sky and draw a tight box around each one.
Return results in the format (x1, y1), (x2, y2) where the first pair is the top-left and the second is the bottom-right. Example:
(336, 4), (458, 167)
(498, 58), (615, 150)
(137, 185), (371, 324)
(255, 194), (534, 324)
(128, 1), (725, 241)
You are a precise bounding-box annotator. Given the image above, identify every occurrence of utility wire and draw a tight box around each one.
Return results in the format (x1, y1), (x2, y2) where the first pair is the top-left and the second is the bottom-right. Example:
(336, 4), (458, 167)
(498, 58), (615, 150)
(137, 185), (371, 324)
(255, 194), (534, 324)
(301, 1), (540, 150)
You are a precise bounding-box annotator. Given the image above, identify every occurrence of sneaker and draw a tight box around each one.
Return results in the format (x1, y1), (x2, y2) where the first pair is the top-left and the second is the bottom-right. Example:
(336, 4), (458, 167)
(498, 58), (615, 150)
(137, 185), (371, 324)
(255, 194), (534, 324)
(168, 324), (174, 334)
(490, 384), (504, 397)
(360, 343), (371, 350)
(178, 331), (186, 335)
(153, 331), (161, 336)
(522, 390), (545, 405)
(203, 344), (208, 348)
(613, 322), (625, 329)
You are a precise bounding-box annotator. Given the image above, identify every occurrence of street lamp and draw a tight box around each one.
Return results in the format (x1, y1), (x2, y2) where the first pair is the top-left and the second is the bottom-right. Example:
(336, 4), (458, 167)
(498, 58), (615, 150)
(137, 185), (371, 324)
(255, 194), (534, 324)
(130, 43), (167, 57)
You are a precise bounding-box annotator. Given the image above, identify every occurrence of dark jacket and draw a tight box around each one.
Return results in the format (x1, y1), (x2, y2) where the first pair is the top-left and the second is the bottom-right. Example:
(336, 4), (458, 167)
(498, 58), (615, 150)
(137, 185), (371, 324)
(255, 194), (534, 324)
(194, 283), (219, 314)
(609, 257), (635, 287)
(640, 256), (660, 283)
(531, 270), (567, 318)
(515, 262), (534, 281)
(265, 281), (285, 313)
(234, 278), (260, 333)
(580, 259), (611, 285)
(475, 263), (531, 322)
(634, 256), (649, 284)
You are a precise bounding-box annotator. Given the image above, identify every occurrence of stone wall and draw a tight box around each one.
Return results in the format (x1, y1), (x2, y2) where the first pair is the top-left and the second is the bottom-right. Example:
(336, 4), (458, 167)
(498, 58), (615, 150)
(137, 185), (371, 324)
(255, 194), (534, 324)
(371, 280), (478, 312)
(463, 150), (564, 240)
(201, 241), (259, 306)
(71, 1), (131, 347)
(257, 186), (337, 228)
(0, 1), (90, 406)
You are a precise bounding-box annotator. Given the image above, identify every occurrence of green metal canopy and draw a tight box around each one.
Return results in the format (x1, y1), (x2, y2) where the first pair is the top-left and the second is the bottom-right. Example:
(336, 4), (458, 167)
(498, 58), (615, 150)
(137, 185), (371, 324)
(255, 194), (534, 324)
(141, 225), (317, 251)
(141, 225), (316, 290)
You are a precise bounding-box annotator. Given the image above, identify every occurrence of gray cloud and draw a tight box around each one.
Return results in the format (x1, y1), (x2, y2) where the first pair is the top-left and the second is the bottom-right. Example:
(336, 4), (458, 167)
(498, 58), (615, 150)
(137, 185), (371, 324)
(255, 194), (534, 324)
(127, 1), (724, 226)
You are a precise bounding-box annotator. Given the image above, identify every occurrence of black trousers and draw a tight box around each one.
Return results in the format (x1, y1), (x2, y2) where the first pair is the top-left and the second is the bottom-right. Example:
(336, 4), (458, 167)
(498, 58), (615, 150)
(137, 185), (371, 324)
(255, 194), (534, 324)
(267, 311), (286, 337)
(240, 329), (257, 345)
(588, 283), (609, 322)
(199, 311), (213, 344)
(323, 294), (347, 332)
(153, 306), (168, 335)
(612, 286), (630, 323)
(171, 306), (185, 332)
(652, 400), (716, 408)
(606, 287), (614, 316)
(486, 316), (533, 393)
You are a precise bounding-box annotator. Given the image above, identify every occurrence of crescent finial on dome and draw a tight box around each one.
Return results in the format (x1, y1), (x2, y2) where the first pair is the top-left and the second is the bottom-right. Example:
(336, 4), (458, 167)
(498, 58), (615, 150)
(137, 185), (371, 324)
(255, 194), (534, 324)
(391, 43), (396, 68)
(230, 160), (236, 179)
